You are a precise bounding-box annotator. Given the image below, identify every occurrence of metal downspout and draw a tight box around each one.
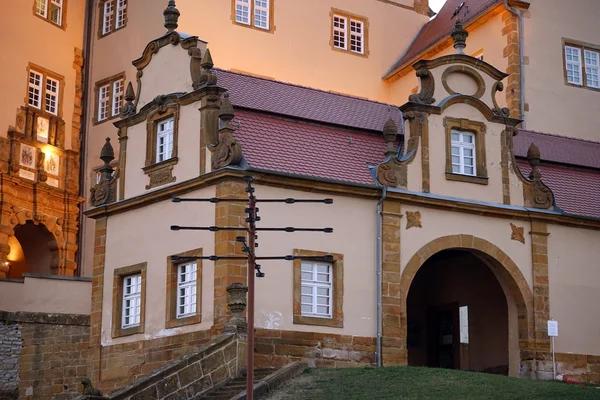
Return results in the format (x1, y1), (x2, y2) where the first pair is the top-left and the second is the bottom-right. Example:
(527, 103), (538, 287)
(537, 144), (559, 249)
(376, 186), (387, 367)
(504, 0), (526, 128)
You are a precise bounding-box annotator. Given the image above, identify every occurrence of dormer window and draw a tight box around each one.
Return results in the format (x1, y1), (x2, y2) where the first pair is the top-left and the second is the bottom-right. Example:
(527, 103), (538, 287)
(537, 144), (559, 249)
(451, 131), (476, 176)
(233, 0), (273, 32)
(156, 118), (174, 163)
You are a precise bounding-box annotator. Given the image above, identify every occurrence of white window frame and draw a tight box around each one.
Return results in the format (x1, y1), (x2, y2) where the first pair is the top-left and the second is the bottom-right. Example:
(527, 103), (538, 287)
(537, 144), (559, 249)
(565, 45), (583, 86)
(156, 118), (174, 163)
(176, 263), (197, 319)
(332, 15), (347, 51)
(450, 130), (476, 176)
(116, 0), (127, 29)
(122, 274), (142, 328)
(28, 71), (43, 109)
(49, 0), (63, 25)
(235, 0), (250, 25)
(112, 79), (124, 117)
(45, 77), (59, 115)
(584, 49), (600, 89)
(349, 19), (364, 55)
(98, 84), (110, 122)
(35, 0), (47, 18)
(102, 0), (115, 35)
(35, 0), (63, 26)
(254, 0), (269, 30)
(300, 261), (332, 319)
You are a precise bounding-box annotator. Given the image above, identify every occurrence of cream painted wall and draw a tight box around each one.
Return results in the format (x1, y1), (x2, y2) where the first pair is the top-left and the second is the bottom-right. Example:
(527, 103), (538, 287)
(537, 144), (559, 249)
(0, 276), (91, 315)
(547, 224), (600, 356)
(252, 185), (378, 337)
(399, 207), (534, 291)
(102, 186), (215, 346)
(427, 104), (505, 204)
(524, 0), (600, 141)
(0, 1), (85, 150)
(390, 13), (508, 107)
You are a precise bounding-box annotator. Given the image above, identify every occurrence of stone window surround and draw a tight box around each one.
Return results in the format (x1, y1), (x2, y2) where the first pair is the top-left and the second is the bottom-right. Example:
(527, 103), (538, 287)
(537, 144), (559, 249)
(142, 104), (180, 189)
(98, 0), (128, 38)
(329, 8), (370, 58)
(443, 117), (488, 185)
(33, 0), (68, 30)
(166, 248), (203, 329)
(293, 249), (343, 328)
(112, 262), (147, 338)
(92, 72), (126, 125)
(562, 38), (600, 92)
(230, 0), (276, 33)
(24, 63), (66, 119)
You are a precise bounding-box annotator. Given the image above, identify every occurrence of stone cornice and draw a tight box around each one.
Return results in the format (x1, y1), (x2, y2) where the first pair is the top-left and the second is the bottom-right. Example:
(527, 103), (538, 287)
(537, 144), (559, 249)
(83, 168), (600, 231)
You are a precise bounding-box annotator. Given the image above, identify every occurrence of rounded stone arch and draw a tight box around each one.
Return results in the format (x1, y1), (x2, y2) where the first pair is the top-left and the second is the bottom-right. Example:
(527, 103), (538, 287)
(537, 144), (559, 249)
(400, 234), (534, 372)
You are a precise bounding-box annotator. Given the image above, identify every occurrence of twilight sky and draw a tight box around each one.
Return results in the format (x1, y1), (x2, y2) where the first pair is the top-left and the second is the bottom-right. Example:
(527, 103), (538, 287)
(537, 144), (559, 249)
(430, 0), (447, 13)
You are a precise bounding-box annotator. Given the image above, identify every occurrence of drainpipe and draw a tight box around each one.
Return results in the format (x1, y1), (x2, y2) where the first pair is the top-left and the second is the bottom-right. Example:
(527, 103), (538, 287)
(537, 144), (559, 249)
(75, 0), (95, 276)
(504, 0), (526, 128)
(376, 186), (387, 367)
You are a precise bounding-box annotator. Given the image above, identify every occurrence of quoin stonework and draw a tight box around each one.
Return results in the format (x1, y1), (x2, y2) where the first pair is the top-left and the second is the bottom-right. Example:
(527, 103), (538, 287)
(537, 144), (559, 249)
(1, 0), (600, 399)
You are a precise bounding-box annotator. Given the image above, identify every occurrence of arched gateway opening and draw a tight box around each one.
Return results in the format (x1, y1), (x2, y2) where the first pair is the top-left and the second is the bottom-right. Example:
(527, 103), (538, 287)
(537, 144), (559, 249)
(7, 221), (55, 279)
(402, 236), (534, 377)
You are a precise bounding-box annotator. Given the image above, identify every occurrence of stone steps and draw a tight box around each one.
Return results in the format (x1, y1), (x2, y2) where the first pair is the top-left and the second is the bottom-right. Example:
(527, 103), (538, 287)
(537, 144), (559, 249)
(198, 369), (275, 400)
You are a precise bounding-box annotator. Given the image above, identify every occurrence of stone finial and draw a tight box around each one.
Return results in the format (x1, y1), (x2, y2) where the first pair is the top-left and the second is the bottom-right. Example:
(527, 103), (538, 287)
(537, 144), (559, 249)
(164, 0), (180, 33)
(201, 48), (214, 70)
(527, 142), (541, 180)
(451, 20), (468, 54)
(124, 82), (135, 103)
(219, 93), (235, 129)
(382, 118), (398, 158)
(121, 82), (136, 117)
(99, 137), (115, 180)
(225, 283), (248, 333)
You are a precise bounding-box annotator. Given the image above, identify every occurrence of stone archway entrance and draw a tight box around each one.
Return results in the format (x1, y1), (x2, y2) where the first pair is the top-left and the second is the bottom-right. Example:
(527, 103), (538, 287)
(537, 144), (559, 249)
(7, 221), (56, 279)
(400, 235), (534, 377)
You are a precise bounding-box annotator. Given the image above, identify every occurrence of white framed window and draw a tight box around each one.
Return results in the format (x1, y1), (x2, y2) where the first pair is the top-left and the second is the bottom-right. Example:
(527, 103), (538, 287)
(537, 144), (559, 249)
(98, 85), (110, 121)
(102, 0), (114, 34)
(28, 71), (43, 109)
(176, 263), (197, 319)
(350, 20), (364, 54)
(35, 0), (47, 18)
(254, 0), (269, 29)
(451, 131), (476, 176)
(122, 274), (141, 328)
(112, 79), (124, 116)
(35, 0), (63, 26)
(565, 46), (582, 85)
(235, 0), (250, 25)
(300, 261), (332, 318)
(333, 15), (347, 50)
(45, 77), (59, 115)
(116, 0), (127, 29)
(584, 49), (600, 88)
(156, 118), (174, 162)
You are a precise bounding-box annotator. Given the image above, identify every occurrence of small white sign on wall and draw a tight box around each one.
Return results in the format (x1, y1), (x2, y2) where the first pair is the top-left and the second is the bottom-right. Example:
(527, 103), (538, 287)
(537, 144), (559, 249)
(548, 320), (558, 337)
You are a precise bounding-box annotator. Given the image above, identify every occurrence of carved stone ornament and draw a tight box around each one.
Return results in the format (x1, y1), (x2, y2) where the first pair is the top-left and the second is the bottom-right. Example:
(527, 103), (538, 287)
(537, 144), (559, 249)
(519, 143), (555, 210)
(211, 93), (243, 170)
(120, 82), (136, 118)
(90, 138), (117, 207)
(451, 20), (469, 54)
(491, 81), (510, 117)
(200, 49), (218, 88)
(377, 163), (399, 187)
(408, 67), (436, 105)
(406, 211), (422, 229)
(164, 0), (180, 33)
(510, 223), (525, 244)
(225, 282), (248, 333)
(143, 158), (177, 190)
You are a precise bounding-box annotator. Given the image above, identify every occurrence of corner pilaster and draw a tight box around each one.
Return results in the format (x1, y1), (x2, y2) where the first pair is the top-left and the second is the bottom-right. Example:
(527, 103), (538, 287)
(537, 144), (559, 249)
(530, 221), (550, 351)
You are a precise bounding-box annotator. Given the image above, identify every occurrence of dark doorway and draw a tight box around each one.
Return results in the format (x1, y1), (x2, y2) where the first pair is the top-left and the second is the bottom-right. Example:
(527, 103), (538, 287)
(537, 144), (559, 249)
(7, 222), (54, 279)
(407, 249), (509, 375)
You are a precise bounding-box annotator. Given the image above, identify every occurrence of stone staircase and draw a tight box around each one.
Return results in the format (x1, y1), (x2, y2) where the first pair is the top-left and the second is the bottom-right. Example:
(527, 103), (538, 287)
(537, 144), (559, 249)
(198, 368), (275, 400)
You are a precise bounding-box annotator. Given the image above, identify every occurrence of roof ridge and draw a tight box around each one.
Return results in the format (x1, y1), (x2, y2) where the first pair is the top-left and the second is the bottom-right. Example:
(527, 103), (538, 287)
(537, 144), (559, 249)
(215, 68), (399, 108)
(519, 129), (600, 146)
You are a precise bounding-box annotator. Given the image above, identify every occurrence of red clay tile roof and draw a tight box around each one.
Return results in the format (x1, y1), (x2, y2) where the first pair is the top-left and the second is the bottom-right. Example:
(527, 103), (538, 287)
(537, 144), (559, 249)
(513, 130), (600, 170)
(384, 0), (501, 78)
(517, 162), (600, 218)
(215, 69), (403, 132)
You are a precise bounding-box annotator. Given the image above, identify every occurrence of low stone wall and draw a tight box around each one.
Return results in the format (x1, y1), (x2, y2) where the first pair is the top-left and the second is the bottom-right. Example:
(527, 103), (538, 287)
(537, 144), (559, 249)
(254, 328), (376, 369)
(537, 351), (600, 383)
(77, 334), (244, 400)
(0, 321), (21, 399)
(0, 312), (90, 400)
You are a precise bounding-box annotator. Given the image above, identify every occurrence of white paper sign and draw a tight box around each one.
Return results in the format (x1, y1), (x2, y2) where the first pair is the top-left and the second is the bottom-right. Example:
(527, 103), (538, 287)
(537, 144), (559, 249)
(548, 320), (558, 337)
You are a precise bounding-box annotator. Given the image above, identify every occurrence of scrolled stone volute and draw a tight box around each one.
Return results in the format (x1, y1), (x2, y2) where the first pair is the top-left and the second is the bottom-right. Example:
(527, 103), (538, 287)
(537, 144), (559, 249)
(382, 118), (398, 158)
(164, 0), (180, 33)
(225, 282), (248, 333)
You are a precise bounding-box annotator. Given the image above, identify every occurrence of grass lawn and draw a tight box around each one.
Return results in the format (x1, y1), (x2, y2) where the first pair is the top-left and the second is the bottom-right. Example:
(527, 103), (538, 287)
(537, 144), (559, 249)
(263, 366), (600, 400)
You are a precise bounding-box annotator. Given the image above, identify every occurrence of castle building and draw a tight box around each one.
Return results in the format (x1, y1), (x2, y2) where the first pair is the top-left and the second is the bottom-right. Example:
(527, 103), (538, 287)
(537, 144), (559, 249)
(0, 0), (599, 398)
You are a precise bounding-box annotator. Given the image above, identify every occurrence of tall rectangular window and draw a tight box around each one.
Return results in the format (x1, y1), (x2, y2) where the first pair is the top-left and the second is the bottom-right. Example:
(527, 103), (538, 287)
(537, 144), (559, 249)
(26, 65), (63, 117)
(45, 77), (59, 115)
(584, 49), (600, 88)
(122, 274), (141, 328)
(101, 0), (127, 36)
(233, 0), (271, 31)
(300, 261), (332, 318)
(564, 42), (600, 89)
(157, 118), (174, 162)
(112, 79), (124, 116)
(94, 73), (125, 124)
(565, 46), (582, 85)
(451, 131), (476, 176)
(235, 0), (250, 24)
(35, 0), (64, 27)
(177, 263), (197, 319)
(28, 71), (43, 109)
(98, 85), (110, 121)
(331, 10), (368, 57)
